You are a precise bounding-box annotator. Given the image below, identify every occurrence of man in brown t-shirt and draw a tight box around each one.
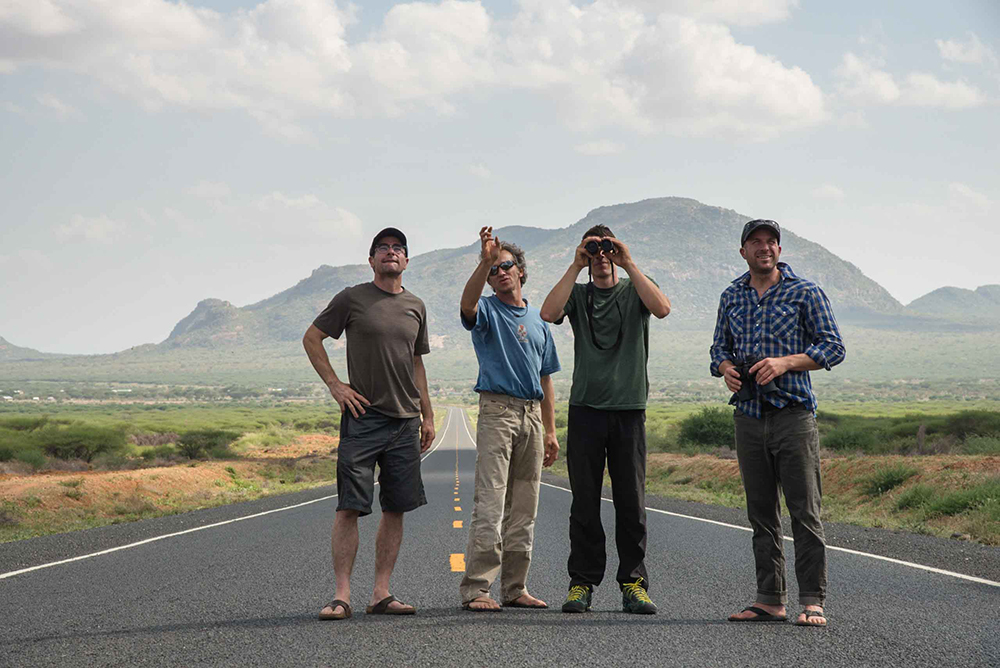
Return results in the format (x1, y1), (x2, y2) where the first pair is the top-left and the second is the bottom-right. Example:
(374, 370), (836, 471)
(303, 227), (435, 620)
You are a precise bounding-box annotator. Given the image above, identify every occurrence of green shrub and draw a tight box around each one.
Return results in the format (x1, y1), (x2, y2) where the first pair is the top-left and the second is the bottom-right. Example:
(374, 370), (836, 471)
(895, 484), (936, 510)
(925, 478), (1000, 517)
(943, 411), (1000, 438)
(962, 435), (1000, 455)
(0, 416), (51, 431)
(679, 407), (733, 448)
(140, 444), (178, 461)
(34, 425), (128, 462)
(13, 449), (46, 470)
(863, 465), (918, 496)
(822, 425), (882, 452)
(177, 430), (241, 459)
(0, 445), (13, 462)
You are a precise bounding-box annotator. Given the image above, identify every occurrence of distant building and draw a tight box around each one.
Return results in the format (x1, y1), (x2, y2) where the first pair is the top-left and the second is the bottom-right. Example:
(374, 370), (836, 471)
(2, 396), (12, 402)
(31, 397), (40, 401)
(47, 397), (56, 402)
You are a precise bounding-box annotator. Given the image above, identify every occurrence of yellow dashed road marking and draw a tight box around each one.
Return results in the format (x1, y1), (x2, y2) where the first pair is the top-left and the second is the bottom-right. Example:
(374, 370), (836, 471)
(450, 553), (466, 572)
(454, 506), (462, 512)
(453, 520), (463, 528)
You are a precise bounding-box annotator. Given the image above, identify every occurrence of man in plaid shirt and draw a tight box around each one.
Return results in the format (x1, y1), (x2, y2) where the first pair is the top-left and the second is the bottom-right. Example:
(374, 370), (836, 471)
(710, 219), (845, 627)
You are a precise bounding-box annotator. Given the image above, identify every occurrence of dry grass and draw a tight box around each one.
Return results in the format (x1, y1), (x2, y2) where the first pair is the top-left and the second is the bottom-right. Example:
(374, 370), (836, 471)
(0, 433), (340, 543)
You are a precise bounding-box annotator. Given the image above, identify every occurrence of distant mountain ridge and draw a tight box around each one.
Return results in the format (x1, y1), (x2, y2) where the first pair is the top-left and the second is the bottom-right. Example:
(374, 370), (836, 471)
(0, 336), (65, 361)
(162, 197), (908, 351)
(905, 285), (1000, 324)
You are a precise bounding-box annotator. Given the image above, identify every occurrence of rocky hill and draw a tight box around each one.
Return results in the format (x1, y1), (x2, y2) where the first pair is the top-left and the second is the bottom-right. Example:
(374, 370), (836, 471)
(161, 197), (904, 350)
(905, 285), (1000, 324)
(0, 336), (64, 361)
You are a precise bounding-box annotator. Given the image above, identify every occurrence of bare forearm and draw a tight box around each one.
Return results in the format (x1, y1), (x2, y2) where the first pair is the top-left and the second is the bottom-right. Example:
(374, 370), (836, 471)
(781, 353), (822, 372)
(541, 264), (582, 321)
(540, 375), (556, 435)
(414, 356), (434, 420)
(461, 260), (492, 320)
(303, 333), (341, 387)
(622, 262), (670, 318)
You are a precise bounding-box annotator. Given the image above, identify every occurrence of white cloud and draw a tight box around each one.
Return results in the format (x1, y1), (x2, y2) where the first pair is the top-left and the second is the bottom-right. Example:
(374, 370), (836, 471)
(899, 72), (986, 109)
(2, 100), (25, 115)
(37, 92), (80, 118)
(505, 3), (826, 140)
(835, 52), (985, 109)
(56, 214), (121, 243)
(187, 181), (231, 200)
(574, 140), (622, 156)
(255, 191), (362, 241)
(834, 53), (899, 103)
(0, 0), (825, 142)
(949, 182), (992, 213)
(468, 163), (491, 179)
(936, 32), (997, 67)
(811, 184), (844, 200)
(0, 0), (81, 37)
(624, 0), (799, 27)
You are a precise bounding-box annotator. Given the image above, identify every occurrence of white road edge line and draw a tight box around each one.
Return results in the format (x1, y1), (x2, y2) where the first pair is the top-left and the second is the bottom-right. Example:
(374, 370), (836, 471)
(539, 481), (1000, 588)
(0, 408), (456, 582)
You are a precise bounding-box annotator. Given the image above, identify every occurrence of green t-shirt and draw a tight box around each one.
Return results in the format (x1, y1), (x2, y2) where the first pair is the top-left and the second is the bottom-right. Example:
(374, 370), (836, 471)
(557, 277), (652, 410)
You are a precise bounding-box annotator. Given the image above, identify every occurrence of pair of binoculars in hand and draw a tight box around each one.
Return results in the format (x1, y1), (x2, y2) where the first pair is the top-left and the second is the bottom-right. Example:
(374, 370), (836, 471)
(585, 238), (615, 255)
(735, 358), (777, 402)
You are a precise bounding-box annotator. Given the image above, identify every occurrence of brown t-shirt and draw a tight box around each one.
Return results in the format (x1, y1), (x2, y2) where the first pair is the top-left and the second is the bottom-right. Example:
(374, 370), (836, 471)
(313, 282), (431, 419)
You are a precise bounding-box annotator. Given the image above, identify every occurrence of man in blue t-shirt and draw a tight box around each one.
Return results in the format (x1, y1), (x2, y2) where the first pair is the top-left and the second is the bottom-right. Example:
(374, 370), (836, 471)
(458, 226), (561, 612)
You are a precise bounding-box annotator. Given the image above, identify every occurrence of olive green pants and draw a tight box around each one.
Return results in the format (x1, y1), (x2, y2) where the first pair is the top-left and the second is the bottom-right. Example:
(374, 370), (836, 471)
(459, 392), (543, 604)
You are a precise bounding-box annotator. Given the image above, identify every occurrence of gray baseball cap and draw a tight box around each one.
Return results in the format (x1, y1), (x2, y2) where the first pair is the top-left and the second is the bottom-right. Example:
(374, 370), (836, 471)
(740, 219), (780, 246)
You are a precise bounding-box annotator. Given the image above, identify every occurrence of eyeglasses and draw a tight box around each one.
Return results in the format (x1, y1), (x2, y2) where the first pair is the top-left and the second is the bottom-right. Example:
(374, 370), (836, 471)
(489, 260), (516, 276)
(374, 243), (407, 255)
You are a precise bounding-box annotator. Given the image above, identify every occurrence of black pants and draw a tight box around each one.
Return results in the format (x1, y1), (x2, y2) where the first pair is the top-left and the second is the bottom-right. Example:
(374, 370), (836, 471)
(566, 405), (648, 590)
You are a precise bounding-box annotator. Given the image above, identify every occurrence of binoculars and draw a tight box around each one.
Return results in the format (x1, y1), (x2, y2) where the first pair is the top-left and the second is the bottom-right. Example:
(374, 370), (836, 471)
(735, 358), (777, 402)
(585, 238), (615, 255)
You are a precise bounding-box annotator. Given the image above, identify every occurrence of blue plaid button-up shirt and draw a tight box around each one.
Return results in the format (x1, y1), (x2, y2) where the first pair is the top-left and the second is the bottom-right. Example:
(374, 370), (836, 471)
(710, 263), (845, 418)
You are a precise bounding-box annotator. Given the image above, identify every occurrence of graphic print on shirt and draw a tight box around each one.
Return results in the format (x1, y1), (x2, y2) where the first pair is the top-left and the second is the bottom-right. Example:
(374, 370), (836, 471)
(517, 323), (528, 344)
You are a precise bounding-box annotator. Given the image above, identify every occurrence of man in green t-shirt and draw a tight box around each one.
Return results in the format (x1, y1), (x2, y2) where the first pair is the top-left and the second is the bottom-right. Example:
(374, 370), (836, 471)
(541, 224), (671, 614)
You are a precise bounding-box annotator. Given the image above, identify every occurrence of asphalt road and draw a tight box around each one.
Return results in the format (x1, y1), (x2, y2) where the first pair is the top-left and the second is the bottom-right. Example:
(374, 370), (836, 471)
(1, 406), (997, 667)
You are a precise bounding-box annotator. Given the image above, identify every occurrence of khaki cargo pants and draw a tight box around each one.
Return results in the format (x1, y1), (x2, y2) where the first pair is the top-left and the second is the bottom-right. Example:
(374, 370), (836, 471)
(459, 392), (544, 604)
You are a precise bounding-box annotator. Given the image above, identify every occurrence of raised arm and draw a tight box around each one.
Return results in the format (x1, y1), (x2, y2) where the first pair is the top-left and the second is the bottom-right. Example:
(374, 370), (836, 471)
(607, 238), (670, 319)
(540, 240), (592, 322)
(461, 226), (501, 322)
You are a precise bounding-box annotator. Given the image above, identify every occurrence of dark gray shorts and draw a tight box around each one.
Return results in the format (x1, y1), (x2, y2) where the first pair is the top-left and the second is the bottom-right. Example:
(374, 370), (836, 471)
(337, 410), (426, 517)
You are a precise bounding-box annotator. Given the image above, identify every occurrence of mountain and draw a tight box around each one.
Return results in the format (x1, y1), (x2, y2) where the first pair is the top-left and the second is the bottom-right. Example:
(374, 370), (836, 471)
(161, 197), (904, 350)
(905, 285), (1000, 324)
(0, 336), (65, 361)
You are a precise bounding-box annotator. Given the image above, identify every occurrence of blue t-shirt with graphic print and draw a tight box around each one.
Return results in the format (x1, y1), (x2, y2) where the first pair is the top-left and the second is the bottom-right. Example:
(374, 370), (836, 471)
(461, 295), (560, 401)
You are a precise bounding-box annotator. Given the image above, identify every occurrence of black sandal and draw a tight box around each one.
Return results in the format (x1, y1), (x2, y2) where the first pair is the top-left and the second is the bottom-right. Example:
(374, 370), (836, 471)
(729, 606), (787, 622)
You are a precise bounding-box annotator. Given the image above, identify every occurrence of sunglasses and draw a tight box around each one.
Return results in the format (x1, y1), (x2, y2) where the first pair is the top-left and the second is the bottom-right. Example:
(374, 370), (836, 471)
(374, 243), (407, 255)
(489, 260), (516, 276)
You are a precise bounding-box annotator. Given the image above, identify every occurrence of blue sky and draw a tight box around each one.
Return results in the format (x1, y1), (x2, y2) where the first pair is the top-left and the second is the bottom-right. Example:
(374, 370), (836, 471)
(1, 0), (998, 354)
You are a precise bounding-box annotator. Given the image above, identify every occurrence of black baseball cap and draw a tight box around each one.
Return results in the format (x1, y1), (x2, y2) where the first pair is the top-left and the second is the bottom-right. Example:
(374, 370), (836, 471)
(740, 219), (780, 246)
(370, 227), (408, 257)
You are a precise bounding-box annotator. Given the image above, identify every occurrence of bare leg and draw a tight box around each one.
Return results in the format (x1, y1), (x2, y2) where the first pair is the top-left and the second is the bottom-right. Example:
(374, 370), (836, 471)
(320, 509), (359, 617)
(370, 511), (413, 612)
